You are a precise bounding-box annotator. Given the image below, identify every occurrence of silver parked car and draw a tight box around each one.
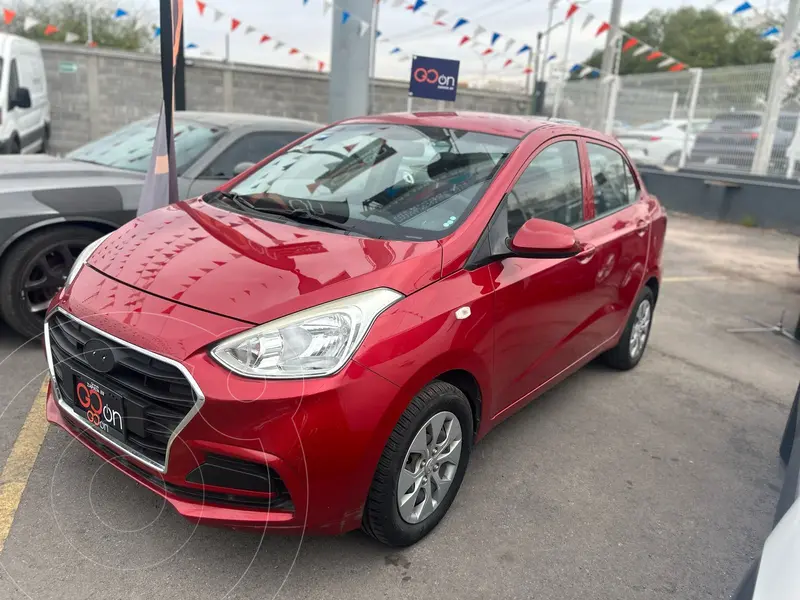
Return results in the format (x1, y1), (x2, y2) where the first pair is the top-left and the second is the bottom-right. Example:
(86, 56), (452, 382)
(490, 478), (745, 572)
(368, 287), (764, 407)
(0, 111), (319, 338)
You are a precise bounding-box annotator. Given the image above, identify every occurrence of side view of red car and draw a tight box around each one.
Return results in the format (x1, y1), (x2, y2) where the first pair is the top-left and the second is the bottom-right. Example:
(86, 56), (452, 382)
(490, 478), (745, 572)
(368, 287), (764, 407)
(43, 112), (666, 547)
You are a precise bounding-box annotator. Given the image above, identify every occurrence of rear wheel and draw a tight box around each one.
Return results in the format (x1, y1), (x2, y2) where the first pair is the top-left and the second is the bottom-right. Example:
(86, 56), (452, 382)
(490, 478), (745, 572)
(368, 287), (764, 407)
(602, 287), (655, 370)
(664, 151), (681, 167)
(8, 135), (20, 155)
(362, 381), (473, 547)
(0, 226), (103, 339)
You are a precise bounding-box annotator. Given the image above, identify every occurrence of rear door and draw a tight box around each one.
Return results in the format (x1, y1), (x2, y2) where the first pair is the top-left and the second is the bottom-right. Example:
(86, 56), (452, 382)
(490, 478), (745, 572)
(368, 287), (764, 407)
(577, 140), (650, 346)
(490, 137), (605, 417)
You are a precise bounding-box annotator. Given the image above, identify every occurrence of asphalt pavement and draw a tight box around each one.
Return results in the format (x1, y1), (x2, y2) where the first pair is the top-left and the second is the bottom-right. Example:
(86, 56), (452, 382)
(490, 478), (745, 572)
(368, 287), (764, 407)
(0, 213), (797, 600)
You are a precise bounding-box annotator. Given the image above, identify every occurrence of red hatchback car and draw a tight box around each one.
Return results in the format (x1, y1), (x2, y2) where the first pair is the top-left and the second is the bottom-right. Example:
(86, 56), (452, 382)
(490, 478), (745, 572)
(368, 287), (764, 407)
(44, 112), (666, 546)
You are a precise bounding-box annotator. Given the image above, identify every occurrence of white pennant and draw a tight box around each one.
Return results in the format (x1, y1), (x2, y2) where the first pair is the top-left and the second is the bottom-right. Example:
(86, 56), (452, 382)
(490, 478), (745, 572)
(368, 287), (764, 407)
(23, 16), (39, 31)
(359, 20), (370, 36)
(323, 0), (332, 16)
(632, 44), (651, 57)
(392, 0), (403, 6)
(398, 54), (410, 62)
(658, 57), (676, 68)
(581, 14), (594, 30)
(433, 8), (446, 22)
(504, 38), (515, 53)
(579, 66), (593, 77)
(474, 25), (486, 39)
(274, 41), (285, 51)
(213, 9), (224, 22)
(64, 32), (79, 43)
(244, 25), (256, 35)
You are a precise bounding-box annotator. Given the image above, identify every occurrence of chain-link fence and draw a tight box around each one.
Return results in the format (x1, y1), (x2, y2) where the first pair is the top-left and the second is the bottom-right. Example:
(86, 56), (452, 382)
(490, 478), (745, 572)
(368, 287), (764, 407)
(550, 63), (800, 179)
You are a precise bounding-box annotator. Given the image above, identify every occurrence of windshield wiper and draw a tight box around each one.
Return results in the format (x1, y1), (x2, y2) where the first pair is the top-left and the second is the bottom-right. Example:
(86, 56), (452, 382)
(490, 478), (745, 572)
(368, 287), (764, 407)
(204, 190), (259, 211)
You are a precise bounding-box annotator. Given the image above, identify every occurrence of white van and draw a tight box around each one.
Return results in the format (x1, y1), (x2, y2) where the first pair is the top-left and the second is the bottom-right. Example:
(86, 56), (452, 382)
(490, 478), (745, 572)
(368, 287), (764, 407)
(0, 34), (50, 154)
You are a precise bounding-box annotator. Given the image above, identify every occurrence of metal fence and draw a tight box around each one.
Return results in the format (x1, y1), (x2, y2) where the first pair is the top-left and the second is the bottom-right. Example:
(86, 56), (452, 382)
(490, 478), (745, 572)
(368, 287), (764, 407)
(550, 63), (800, 179)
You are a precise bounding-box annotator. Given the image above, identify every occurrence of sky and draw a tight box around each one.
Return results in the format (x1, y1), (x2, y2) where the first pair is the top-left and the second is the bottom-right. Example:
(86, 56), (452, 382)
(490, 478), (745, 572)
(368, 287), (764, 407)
(132, 0), (770, 86)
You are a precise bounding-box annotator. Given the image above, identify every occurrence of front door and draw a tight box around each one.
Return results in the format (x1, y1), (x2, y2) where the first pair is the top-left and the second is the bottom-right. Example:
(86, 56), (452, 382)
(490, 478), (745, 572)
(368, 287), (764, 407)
(490, 138), (603, 418)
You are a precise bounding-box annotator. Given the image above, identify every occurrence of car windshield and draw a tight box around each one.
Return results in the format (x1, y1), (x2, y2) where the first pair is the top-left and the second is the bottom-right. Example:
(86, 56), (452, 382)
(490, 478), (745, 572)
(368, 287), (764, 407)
(67, 117), (226, 175)
(225, 123), (518, 240)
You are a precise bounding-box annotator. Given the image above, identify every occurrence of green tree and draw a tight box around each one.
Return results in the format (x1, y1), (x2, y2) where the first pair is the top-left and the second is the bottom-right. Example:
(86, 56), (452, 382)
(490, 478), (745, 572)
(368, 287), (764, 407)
(6, 0), (156, 51)
(580, 7), (776, 74)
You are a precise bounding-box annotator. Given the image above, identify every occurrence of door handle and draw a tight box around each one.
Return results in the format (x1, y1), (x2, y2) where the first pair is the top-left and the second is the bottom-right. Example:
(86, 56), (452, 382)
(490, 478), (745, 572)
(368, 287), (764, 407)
(636, 219), (649, 237)
(575, 243), (596, 264)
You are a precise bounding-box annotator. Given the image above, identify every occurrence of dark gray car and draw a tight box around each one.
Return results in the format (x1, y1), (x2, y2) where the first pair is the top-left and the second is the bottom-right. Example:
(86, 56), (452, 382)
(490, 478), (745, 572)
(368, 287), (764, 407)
(0, 111), (320, 338)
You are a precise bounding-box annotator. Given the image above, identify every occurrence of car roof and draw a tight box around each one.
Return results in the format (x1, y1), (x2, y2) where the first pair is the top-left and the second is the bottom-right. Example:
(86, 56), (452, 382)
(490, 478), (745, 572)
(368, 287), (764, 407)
(176, 111), (320, 131)
(343, 111), (584, 140)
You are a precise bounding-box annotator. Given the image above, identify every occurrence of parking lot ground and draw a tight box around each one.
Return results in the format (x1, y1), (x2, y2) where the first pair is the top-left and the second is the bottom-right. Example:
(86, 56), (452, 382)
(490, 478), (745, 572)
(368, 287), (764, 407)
(0, 213), (797, 600)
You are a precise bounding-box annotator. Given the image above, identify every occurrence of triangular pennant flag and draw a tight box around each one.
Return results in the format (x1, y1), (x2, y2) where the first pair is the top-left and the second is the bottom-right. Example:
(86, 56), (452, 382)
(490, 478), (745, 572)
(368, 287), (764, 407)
(732, 2), (752, 15)
(658, 57), (677, 68)
(459, 35), (471, 46)
(213, 9), (224, 22)
(392, 0), (403, 6)
(323, 0), (332, 15)
(481, 48), (493, 56)
(523, 67), (533, 74)
(792, 49), (800, 60)
(391, 47), (401, 54)
(632, 44), (651, 57)
(187, 42), (198, 49)
(43, 24), (58, 36)
(434, 9), (446, 22)
(2, 8), (14, 25)
(359, 20), (370, 36)
(398, 55), (411, 62)
(622, 37), (638, 52)
(517, 44), (530, 55)
(153, 26), (160, 38)
(474, 25), (486, 39)
(669, 62), (686, 71)
(581, 14), (594, 30)
(260, 34), (271, 43)
(289, 48), (300, 55)
(504, 38), (515, 53)
(570, 63), (582, 72)
(303, 0), (309, 4)
(244, 25), (256, 35)
(491, 32), (501, 46)
(595, 22), (610, 36)
(434, 20), (446, 26)
(453, 18), (468, 30)
(65, 32), (79, 43)
(548, 53), (557, 62)
(566, 3), (579, 19)
(503, 58), (512, 68)
(376, 30), (382, 39)
(274, 41), (285, 51)
(318, 60), (325, 71)
(196, 0), (206, 16)
(23, 16), (39, 31)
(645, 50), (663, 61)
(761, 26), (779, 38)
(341, 11), (350, 24)
(231, 18), (241, 32)
(579, 66), (593, 77)
(113, 8), (128, 19)
(412, 0), (426, 11)
(87, 40), (98, 47)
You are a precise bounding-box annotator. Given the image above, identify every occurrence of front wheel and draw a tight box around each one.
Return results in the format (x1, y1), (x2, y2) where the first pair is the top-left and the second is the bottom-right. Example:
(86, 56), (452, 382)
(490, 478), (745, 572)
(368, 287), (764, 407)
(602, 287), (655, 370)
(362, 381), (473, 547)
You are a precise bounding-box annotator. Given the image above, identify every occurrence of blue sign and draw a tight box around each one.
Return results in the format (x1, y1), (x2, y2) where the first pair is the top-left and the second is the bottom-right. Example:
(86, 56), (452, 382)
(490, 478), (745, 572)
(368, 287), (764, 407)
(409, 55), (460, 102)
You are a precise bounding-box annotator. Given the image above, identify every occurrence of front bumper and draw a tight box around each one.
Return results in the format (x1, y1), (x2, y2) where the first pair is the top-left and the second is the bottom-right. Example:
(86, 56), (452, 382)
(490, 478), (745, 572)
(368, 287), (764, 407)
(45, 268), (403, 534)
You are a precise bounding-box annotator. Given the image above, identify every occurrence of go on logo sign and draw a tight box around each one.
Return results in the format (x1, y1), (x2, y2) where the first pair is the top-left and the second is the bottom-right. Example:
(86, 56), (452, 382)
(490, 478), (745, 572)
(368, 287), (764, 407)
(413, 67), (456, 89)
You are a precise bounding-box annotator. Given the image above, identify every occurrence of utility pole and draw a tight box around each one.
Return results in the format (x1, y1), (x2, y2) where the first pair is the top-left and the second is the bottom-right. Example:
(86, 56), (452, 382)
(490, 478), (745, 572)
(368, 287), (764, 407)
(530, 31), (545, 115)
(752, 0), (800, 175)
(86, 4), (93, 44)
(599, 0), (623, 77)
(367, 0), (380, 113)
(541, 0), (557, 82)
(329, 0), (371, 122)
(552, 13), (575, 118)
(525, 49), (533, 95)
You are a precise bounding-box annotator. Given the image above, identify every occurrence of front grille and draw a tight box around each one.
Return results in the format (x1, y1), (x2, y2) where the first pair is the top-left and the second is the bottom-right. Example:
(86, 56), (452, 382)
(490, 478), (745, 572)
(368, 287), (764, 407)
(47, 311), (198, 469)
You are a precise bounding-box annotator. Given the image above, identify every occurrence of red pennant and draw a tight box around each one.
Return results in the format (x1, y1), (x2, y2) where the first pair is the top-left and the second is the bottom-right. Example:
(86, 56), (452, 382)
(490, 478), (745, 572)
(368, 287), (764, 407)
(503, 59), (512, 68)
(459, 35), (470, 46)
(44, 24), (58, 36)
(565, 3), (579, 19)
(343, 144), (357, 153)
(231, 18), (241, 32)
(669, 63), (686, 72)
(88, 40), (98, 47)
(595, 22), (610, 36)
(3, 8), (15, 25)
(434, 20), (446, 26)
(196, 0), (206, 16)
(260, 34), (271, 44)
(523, 67), (533, 74)
(622, 37), (638, 52)
(481, 48), (493, 56)
(646, 50), (663, 61)
(289, 48), (300, 55)
(317, 61), (325, 72)
(405, 3), (414, 9)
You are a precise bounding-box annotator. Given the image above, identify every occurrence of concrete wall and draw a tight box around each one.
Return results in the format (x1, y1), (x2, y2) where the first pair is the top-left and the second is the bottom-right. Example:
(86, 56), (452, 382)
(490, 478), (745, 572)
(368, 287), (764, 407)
(42, 44), (530, 155)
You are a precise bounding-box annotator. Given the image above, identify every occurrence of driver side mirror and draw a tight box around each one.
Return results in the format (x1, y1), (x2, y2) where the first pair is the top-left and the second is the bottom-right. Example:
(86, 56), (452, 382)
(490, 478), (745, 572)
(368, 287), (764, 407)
(509, 218), (580, 258)
(233, 161), (255, 176)
(11, 87), (31, 110)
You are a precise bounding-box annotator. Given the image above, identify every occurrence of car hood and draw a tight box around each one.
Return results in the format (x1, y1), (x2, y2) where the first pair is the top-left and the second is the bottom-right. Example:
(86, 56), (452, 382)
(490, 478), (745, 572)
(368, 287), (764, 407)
(87, 199), (443, 325)
(0, 154), (146, 193)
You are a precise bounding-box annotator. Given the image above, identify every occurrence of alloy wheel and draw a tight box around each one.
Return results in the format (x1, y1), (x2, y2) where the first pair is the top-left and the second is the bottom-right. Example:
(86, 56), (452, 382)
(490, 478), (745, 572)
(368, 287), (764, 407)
(396, 411), (463, 524)
(21, 241), (84, 314)
(629, 298), (652, 360)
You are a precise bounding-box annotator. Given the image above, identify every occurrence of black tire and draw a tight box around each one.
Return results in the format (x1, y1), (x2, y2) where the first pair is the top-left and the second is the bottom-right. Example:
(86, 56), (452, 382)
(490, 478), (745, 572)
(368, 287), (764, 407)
(38, 125), (50, 154)
(8, 135), (20, 154)
(664, 151), (681, 167)
(362, 381), (473, 547)
(601, 287), (655, 371)
(0, 226), (103, 339)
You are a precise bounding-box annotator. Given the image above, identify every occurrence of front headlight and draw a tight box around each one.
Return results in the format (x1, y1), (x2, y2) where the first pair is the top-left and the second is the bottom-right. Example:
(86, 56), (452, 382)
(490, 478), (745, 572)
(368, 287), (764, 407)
(210, 288), (403, 379)
(65, 233), (111, 288)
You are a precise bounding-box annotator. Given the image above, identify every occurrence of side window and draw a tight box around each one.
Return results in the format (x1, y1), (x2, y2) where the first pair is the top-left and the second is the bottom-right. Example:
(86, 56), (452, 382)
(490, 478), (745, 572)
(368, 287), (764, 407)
(203, 131), (306, 179)
(7, 59), (19, 108)
(587, 143), (635, 217)
(506, 140), (584, 237)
